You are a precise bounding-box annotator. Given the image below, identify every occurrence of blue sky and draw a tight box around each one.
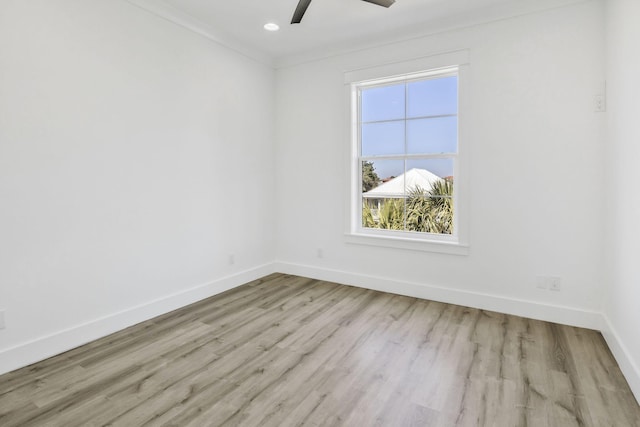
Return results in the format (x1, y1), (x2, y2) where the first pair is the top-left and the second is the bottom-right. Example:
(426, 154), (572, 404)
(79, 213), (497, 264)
(361, 76), (457, 179)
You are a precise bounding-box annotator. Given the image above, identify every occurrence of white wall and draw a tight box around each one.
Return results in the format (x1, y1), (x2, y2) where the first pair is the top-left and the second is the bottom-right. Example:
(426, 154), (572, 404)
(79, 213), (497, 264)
(603, 0), (640, 401)
(0, 0), (275, 374)
(1, 0), (629, 390)
(275, 1), (605, 327)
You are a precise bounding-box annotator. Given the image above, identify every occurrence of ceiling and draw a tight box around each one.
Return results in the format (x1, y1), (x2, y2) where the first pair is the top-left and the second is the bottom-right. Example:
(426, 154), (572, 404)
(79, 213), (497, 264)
(129, 0), (581, 65)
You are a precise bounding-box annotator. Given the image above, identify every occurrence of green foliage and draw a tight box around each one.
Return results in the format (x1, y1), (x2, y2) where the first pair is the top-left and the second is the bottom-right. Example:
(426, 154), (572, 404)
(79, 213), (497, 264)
(377, 198), (404, 230)
(406, 180), (453, 234)
(362, 179), (453, 235)
(362, 161), (381, 192)
(405, 186), (432, 233)
(362, 202), (376, 228)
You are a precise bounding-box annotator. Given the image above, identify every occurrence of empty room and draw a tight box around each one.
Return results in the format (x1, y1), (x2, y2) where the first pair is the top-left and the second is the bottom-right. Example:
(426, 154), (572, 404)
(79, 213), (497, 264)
(1, 0), (639, 425)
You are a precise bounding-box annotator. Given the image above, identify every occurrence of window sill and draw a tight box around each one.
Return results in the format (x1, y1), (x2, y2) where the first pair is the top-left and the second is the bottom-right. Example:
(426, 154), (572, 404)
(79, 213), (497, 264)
(344, 232), (469, 255)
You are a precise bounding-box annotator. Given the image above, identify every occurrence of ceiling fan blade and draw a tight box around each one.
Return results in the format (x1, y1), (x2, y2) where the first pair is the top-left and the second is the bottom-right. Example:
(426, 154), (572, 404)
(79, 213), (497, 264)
(361, 0), (395, 7)
(291, 0), (313, 24)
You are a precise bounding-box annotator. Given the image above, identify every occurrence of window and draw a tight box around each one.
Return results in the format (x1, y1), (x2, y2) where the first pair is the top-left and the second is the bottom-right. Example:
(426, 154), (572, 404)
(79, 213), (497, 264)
(345, 55), (468, 254)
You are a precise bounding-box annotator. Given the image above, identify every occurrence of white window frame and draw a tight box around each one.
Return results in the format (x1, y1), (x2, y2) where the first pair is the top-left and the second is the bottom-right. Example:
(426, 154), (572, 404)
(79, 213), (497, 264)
(344, 51), (470, 255)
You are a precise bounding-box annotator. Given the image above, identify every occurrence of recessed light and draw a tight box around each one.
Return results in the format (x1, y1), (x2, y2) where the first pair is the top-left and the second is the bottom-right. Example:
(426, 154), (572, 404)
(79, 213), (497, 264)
(264, 22), (280, 32)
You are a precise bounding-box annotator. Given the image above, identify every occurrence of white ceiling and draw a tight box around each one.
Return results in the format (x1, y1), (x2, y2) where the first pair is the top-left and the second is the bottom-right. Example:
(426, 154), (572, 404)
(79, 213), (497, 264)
(128, 0), (583, 65)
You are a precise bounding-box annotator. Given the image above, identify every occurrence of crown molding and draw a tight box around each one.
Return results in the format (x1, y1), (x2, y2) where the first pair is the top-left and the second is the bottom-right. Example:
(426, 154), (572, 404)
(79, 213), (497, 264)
(124, 0), (275, 68)
(122, 0), (591, 70)
(274, 0), (591, 68)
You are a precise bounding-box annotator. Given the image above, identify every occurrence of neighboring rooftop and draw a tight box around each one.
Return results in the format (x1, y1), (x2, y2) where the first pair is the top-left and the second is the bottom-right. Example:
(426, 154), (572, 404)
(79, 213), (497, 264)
(363, 168), (442, 199)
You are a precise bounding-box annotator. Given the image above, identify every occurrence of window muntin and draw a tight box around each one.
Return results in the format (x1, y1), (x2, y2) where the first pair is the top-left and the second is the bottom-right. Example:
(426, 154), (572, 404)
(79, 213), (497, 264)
(355, 69), (459, 240)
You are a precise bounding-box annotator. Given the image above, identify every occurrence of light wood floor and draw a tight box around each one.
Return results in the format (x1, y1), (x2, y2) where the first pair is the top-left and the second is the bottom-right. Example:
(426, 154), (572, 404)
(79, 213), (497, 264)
(1, 274), (639, 427)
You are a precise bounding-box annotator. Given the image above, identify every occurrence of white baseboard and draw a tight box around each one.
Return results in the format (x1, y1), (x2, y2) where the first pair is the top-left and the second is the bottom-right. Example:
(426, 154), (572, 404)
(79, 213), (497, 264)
(5, 260), (637, 406)
(279, 260), (640, 401)
(0, 263), (275, 376)
(601, 315), (640, 404)
(274, 261), (603, 330)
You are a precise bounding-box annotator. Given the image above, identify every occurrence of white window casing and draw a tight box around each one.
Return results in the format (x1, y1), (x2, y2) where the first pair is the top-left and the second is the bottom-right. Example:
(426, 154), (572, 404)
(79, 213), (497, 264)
(344, 50), (470, 255)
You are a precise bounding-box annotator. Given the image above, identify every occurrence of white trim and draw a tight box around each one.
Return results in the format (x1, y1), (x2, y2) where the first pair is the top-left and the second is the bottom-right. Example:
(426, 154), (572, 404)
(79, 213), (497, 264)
(4, 260), (638, 405)
(456, 63), (471, 246)
(119, 0), (590, 70)
(345, 232), (469, 255)
(601, 315), (640, 404)
(344, 50), (469, 84)
(123, 0), (273, 67)
(277, 262), (638, 401)
(345, 53), (470, 253)
(0, 263), (275, 376)
(274, 261), (603, 330)
(276, 0), (589, 68)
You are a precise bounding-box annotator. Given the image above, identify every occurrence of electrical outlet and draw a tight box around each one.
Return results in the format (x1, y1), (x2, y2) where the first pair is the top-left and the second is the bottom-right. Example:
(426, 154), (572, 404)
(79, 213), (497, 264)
(550, 277), (562, 292)
(536, 276), (562, 291)
(595, 94), (606, 112)
(228, 254), (235, 265)
(317, 248), (324, 259)
(536, 276), (548, 289)
(0, 311), (5, 330)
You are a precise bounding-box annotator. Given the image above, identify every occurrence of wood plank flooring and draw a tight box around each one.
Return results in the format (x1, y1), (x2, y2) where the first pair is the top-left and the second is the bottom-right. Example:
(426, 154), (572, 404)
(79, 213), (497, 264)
(1, 273), (639, 426)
